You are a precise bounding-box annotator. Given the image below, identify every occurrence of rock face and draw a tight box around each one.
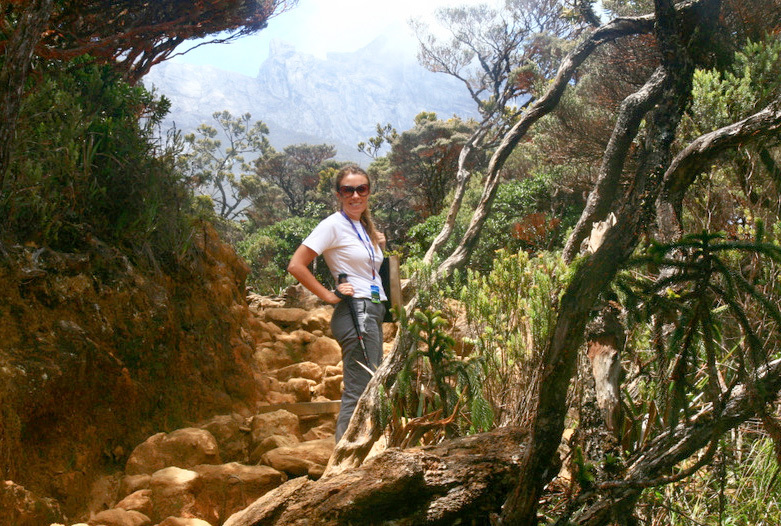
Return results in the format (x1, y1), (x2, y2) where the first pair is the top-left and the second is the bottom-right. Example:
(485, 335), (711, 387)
(0, 224), (265, 520)
(144, 34), (478, 162)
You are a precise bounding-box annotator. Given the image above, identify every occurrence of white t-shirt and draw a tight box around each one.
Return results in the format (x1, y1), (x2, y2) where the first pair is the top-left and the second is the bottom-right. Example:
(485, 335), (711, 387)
(303, 211), (387, 301)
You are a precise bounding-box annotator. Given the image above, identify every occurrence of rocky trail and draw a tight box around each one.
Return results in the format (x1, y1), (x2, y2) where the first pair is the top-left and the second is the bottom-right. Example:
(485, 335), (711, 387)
(5, 286), (396, 526)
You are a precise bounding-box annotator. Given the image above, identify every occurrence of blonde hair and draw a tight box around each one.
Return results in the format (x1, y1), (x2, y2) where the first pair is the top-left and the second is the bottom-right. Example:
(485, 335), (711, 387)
(336, 165), (381, 248)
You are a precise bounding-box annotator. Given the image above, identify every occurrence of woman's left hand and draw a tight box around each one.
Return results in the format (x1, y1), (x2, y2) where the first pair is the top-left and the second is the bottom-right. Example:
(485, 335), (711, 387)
(377, 232), (387, 250)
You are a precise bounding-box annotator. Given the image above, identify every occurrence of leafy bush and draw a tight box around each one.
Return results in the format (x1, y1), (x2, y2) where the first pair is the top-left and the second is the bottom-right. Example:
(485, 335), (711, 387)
(403, 173), (575, 271)
(459, 249), (569, 427)
(1, 59), (191, 268)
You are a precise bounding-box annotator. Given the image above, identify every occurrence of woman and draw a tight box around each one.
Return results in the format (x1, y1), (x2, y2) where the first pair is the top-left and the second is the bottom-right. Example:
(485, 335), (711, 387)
(287, 165), (387, 442)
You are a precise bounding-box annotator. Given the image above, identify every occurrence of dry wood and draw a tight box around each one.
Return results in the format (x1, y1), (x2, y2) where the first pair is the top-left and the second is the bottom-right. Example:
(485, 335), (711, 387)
(225, 427), (528, 526)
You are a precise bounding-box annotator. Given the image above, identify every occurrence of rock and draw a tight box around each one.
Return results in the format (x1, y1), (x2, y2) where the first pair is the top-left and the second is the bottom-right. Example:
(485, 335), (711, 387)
(247, 292), (284, 311)
(301, 307), (333, 333)
(125, 428), (221, 475)
(276, 329), (316, 346)
(87, 474), (122, 516)
(254, 346), (295, 370)
(324, 365), (342, 377)
(119, 475), (150, 497)
(274, 362), (323, 383)
(88, 508), (150, 526)
(249, 410), (301, 445)
(114, 489), (153, 517)
(282, 283), (320, 310)
(302, 420), (336, 441)
(299, 414), (337, 437)
(259, 320), (283, 337)
(249, 434), (300, 465)
(148, 467), (201, 523)
(305, 336), (341, 366)
(192, 463), (287, 524)
(314, 374), (343, 401)
(199, 413), (247, 463)
(261, 438), (334, 478)
(264, 308), (308, 327)
(264, 391), (297, 404)
(281, 378), (313, 403)
(0, 480), (64, 526)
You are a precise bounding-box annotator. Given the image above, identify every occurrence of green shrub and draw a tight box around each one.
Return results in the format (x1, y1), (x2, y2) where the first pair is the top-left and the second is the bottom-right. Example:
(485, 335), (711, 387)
(237, 215), (323, 294)
(1, 59), (192, 269)
(403, 173), (575, 271)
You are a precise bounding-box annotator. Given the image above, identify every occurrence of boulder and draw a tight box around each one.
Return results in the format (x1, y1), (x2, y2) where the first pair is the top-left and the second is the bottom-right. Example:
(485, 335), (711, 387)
(282, 283), (320, 310)
(114, 489), (153, 518)
(253, 346), (295, 371)
(148, 467), (201, 523)
(314, 374), (343, 401)
(274, 362), (323, 383)
(261, 438), (334, 479)
(125, 428), (221, 476)
(305, 336), (341, 366)
(192, 463), (287, 524)
(264, 308), (309, 327)
(301, 307), (333, 333)
(276, 329), (316, 346)
(324, 365), (342, 377)
(302, 421), (336, 441)
(0, 480), (63, 526)
(86, 473), (122, 517)
(88, 508), (150, 526)
(249, 410), (300, 445)
(119, 475), (150, 497)
(264, 390), (297, 405)
(199, 413), (248, 463)
(249, 435), (300, 465)
(259, 320), (283, 337)
(273, 331), (315, 362)
(247, 292), (284, 312)
(281, 378), (313, 403)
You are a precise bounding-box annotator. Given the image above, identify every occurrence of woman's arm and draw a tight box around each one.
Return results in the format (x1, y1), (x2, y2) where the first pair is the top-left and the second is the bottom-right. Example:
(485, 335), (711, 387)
(287, 245), (347, 305)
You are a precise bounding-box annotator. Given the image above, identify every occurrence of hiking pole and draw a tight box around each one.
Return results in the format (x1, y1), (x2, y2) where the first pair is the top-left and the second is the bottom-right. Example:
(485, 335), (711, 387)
(337, 273), (374, 374)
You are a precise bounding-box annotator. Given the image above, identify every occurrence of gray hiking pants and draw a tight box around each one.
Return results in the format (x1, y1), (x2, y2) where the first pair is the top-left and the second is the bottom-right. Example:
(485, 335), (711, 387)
(331, 298), (385, 442)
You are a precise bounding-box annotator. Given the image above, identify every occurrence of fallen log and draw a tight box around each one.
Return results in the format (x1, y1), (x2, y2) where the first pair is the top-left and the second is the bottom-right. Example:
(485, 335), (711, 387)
(224, 427), (528, 526)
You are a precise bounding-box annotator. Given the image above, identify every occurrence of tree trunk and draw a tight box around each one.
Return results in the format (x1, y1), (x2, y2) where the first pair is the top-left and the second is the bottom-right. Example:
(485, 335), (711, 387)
(436, 15), (655, 277)
(226, 427), (528, 526)
(500, 0), (715, 520)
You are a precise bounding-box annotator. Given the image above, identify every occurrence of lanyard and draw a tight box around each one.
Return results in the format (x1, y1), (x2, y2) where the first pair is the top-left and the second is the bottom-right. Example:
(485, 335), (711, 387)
(341, 211), (376, 280)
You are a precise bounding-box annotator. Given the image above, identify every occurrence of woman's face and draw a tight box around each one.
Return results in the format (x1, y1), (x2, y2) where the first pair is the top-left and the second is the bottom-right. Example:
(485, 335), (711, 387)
(337, 172), (370, 220)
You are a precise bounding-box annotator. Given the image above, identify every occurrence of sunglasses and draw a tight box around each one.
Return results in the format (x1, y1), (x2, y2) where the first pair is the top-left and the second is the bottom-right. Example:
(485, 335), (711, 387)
(338, 184), (370, 197)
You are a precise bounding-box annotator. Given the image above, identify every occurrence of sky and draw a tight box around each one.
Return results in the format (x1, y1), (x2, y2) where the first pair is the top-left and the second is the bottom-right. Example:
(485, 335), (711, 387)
(170, 0), (496, 77)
